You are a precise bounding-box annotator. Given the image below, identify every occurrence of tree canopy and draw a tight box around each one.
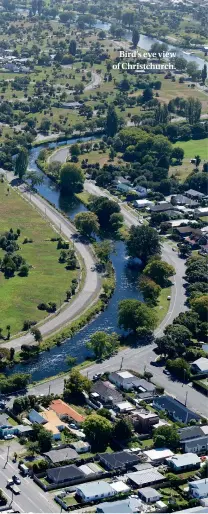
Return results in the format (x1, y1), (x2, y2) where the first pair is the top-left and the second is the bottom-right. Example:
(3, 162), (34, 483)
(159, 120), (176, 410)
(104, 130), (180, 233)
(118, 299), (157, 333)
(126, 225), (161, 264)
(60, 163), (84, 194)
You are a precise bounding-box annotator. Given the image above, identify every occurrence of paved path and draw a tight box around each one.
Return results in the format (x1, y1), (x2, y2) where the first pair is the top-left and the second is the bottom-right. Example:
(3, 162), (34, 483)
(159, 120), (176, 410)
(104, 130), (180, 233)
(2, 179), (101, 350)
(84, 71), (102, 91)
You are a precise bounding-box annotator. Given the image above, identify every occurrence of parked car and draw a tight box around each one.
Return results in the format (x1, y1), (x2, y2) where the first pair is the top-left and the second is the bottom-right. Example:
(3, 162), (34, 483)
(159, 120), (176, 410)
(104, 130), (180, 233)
(4, 434), (14, 440)
(7, 479), (14, 488)
(12, 475), (21, 485)
(163, 369), (171, 376)
(167, 295), (171, 300)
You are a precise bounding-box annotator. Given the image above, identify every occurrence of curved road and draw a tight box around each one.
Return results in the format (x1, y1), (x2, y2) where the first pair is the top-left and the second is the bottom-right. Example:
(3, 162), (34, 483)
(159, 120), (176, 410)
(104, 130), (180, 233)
(3, 180), (101, 351)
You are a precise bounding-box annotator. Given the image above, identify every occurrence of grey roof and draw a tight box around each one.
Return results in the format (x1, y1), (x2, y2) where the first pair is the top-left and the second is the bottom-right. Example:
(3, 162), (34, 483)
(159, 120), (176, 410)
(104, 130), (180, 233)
(99, 451), (140, 470)
(44, 448), (79, 463)
(173, 195), (198, 206)
(186, 189), (205, 198)
(153, 395), (200, 423)
(28, 409), (46, 424)
(47, 464), (84, 483)
(16, 425), (33, 434)
(179, 426), (205, 442)
(91, 380), (123, 404)
(179, 508), (208, 514)
(127, 468), (164, 487)
(138, 486), (161, 500)
(192, 357), (208, 372)
(77, 481), (113, 498)
(167, 453), (201, 468)
(136, 378), (156, 392)
(133, 463), (153, 472)
(150, 202), (175, 213)
(96, 499), (133, 513)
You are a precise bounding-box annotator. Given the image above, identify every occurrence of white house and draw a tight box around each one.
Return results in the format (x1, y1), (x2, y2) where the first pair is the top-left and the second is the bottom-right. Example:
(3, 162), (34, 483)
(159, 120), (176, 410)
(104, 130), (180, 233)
(166, 453), (201, 472)
(138, 487), (161, 504)
(109, 371), (139, 391)
(189, 479), (208, 499)
(76, 481), (116, 503)
(191, 358), (208, 375)
(144, 448), (174, 465)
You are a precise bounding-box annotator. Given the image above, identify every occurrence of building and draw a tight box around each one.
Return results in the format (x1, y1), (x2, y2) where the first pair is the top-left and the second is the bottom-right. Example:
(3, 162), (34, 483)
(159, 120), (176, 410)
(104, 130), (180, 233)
(109, 370), (149, 391)
(117, 183), (133, 194)
(130, 409), (159, 432)
(153, 396), (200, 423)
(179, 426), (208, 454)
(134, 185), (147, 198)
(115, 401), (135, 413)
(76, 481), (116, 503)
(110, 481), (130, 495)
(41, 410), (66, 440)
(98, 451), (140, 471)
(186, 189), (205, 200)
(127, 467), (164, 488)
(43, 448), (79, 464)
(15, 425), (34, 437)
(79, 462), (103, 476)
(28, 409), (46, 425)
(191, 358), (208, 375)
(171, 194), (198, 207)
(96, 499), (133, 513)
(149, 203), (175, 213)
(70, 441), (91, 454)
(47, 464), (84, 484)
(138, 487), (162, 503)
(134, 199), (154, 209)
(91, 380), (123, 406)
(176, 226), (195, 237)
(166, 453), (201, 472)
(189, 479), (208, 499)
(144, 448), (174, 465)
(178, 508), (208, 514)
(50, 399), (85, 425)
(61, 102), (82, 109)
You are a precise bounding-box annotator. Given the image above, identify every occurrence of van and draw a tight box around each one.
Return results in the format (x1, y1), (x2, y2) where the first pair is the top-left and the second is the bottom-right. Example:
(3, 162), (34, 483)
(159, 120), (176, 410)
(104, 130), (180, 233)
(19, 463), (29, 476)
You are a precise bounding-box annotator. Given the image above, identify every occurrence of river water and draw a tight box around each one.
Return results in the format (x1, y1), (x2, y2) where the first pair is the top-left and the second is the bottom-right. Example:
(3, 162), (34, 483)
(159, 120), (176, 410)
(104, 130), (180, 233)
(9, 136), (142, 381)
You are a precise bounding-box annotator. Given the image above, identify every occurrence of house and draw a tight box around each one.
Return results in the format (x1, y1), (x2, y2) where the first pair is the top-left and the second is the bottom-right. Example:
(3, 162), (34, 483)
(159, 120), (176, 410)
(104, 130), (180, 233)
(96, 499), (134, 513)
(79, 462), (103, 476)
(15, 425), (34, 437)
(28, 409), (46, 425)
(127, 467), (164, 488)
(109, 370), (145, 391)
(91, 380), (123, 406)
(191, 358), (208, 375)
(61, 102), (82, 109)
(43, 448), (79, 464)
(171, 195), (198, 207)
(176, 226), (195, 237)
(144, 448), (174, 465)
(138, 487), (162, 503)
(149, 203), (175, 213)
(166, 453), (201, 472)
(0, 414), (16, 438)
(76, 481), (116, 503)
(153, 396), (200, 423)
(134, 199), (154, 209)
(47, 464), (84, 484)
(134, 185), (147, 198)
(50, 399), (85, 425)
(70, 441), (91, 454)
(110, 482), (130, 495)
(189, 479), (208, 499)
(186, 189), (205, 200)
(117, 183), (133, 194)
(98, 451), (140, 471)
(41, 410), (66, 440)
(115, 401), (135, 413)
(130, 409), (159, 432)
(179, 426), (208, 454)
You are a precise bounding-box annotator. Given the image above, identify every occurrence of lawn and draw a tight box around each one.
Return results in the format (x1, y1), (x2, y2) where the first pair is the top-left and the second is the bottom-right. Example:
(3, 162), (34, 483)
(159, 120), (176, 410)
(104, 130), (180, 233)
(154, 286), (171, 325)
(173, 138), (208, 160)
(0, 183), (78, 336)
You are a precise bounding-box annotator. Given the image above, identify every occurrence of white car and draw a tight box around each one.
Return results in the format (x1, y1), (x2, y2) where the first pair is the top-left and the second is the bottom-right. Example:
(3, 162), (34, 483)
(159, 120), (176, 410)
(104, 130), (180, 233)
(167, 295), (171, 300)
(4, 434), (14, 440)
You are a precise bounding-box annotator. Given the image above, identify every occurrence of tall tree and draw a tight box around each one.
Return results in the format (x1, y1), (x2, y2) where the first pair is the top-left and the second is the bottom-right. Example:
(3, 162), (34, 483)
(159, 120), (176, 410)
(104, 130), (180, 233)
(69, 40), (77, 56)
(201, 64), (207, 84)
(118, 299), (157, 333)
(15, 147), (28, 180)
(126, 225), (161, 264)
(87, 331), (119, 360)
(185, 98), (202, 125)
(60, 163), (84, 194)
(143, 259), (175, 287)
(83, 414), (112, 450)
(132, 27), (140, 48)
(106, 104), (118, 137)
(74, 211), (99, 237)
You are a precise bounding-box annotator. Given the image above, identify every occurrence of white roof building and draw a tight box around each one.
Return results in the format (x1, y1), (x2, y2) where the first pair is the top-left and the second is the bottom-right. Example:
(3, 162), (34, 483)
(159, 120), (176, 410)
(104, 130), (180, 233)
(115, 401), (135, 413)
(134, 199), (154, 208)
(110, 481), (130, 494)
(144, 448), (174, 463)
(191, 358), (208, 374)
(189, 479), (208, 499)
(76, 481), (116, 502)
(167, 453), (201, 471)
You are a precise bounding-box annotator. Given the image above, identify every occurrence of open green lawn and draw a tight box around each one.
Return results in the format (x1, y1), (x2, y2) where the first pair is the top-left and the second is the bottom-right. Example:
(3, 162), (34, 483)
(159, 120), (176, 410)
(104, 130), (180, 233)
(173, 138), (208, 160)
(154, 286), (171, 325)
(0, 183), (77, 336)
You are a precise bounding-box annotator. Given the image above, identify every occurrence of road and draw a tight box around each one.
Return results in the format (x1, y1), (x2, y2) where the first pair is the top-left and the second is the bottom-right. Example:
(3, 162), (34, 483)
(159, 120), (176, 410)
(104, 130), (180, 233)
(3, 178), (101, 351)
(84, 71), (102, 91)
(0, 442), (58, 513)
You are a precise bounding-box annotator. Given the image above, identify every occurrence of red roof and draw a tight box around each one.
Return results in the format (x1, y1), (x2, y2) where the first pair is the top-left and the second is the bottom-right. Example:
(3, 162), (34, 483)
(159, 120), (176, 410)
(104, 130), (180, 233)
(50, 399), (85, 423)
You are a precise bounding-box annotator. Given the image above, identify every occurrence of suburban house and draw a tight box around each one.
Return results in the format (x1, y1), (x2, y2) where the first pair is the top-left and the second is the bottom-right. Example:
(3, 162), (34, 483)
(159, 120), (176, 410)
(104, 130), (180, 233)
(96, 499), (134, 513)
(149, 202), (176, 213)
(153, 396), (200, 423)
(134, 185), (147, 198)
(0, 415), (33, 438)
(166, 453), (201, 472)
(179, 426), (208, 454)
(115, 401), (135, 413)
(98, 451), (140, 471)
(170, 194), (198, 207)
(47, 464), (84, 484)
(134, 199), (154, 209)
(127, 467), (164, 488)
(109, 370), (152, 391)
(43, 448), (79, 464)
(130, 409), (159, 432)
(191, 358), (208, 375)
(189, 479), (208, 499)
(185, 189), (205, 201)
(91, 380), (123, 406)
(76, 481), (117, 503)
(50, 399), (85, 425)
(70, 441), (91, 454)
(144, 448), (174, 465)
(28, 409), (46, 425)
(138, 487), (162, 504)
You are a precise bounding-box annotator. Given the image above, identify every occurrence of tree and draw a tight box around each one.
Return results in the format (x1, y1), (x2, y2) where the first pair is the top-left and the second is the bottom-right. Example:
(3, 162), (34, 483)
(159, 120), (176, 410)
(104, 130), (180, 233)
(74, 212), (99, 237)
(186, 62), (200, 81)
(60, 163), (84, 194)
(191, 295), (208, 322)
(94, 240), (113, 265)
(63, 369), (91, 401)
(118, 299), (157, 333)
(195, 155), (201, 168)
(36, 426), (53, 452)
(143, 259), (175, 287)
(165, 324), (192, 347)
(132, 27), (139, 48)
(15, 147), (28, 179)
(171, 147), (184, 162)
(31, 327), (42, 343)
(185, 98), (202, 125)
(89, 196), (121, 228)
(174, 57), (187, 72)
(26, 171), (43, 190)
(87, 331), (119, 360)
(167, 358), (191, 380)
(201, 64), (207, 84)
(9, 347), (15, 360)
(106, 104), (118, 137)
(142, 87), (153, 103)
(113, 417), (133, 441)
(110, 212), (123, 232)
(126, 225), (161, 265)
(69, 40), (76, 56)
(70, 144), (80, 158)
(153, 424), (180, 450)
(66, 355), (77, 369)
(83, 414), (112, 450)
(139, 276), (161, 306)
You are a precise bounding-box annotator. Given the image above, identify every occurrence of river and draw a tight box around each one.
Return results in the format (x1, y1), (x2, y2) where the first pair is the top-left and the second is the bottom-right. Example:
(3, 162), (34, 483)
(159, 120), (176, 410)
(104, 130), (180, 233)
(8, 136), (142, 381)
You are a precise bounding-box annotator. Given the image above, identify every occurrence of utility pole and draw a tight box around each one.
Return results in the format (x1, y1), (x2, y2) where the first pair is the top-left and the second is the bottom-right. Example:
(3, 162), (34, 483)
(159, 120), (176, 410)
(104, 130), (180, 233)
(48, 384), (51, 396)
(185, 391), (188, 407)
(4, 445), (10, 467)
(120, 356), (124, 370)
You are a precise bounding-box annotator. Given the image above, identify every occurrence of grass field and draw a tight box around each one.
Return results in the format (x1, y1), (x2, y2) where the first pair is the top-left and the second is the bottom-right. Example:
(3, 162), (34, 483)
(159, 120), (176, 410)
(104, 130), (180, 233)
(0, 183), (77, 336)
(173, 138), (208, 160)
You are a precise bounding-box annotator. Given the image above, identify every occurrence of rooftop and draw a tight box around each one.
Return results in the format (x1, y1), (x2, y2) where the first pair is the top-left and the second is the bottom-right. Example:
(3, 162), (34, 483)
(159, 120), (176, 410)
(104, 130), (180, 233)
(110, 481), (130, 494)
(42, 409), (65, 435)
(138, 486), (161, 500)
(77, 480), (114, 498)
(144, 448), (174, 461)
(179, 426), (205, 442)
(47, 464), (84, 483)
(186, 189), (205, 198)
(50, 399), (85, 423)
(127, 467), (164, 487)
(99, 451), (140, 469)
(192, 357), (208, 372)
(44, 447), (78, 463)
(117, 371), (134, 379)
(96, 499), (133, 513)
(153, 395), (200, 423)
(167, 453), (201, 468)
(91, 380), (123, 404)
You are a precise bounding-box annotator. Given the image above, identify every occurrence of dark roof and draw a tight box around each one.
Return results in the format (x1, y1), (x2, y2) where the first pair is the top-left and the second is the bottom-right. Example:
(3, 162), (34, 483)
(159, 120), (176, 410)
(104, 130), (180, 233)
(44, 448), (79, 463)
(186, 189), (205, 198)
(47, 464), (84, 483)
(176, 226), (194, 234)
(153, 396), (200, 423)
(179, 426), (205, 442)
(136, 379), (156, 392)
(91, 380), (123, 404)
(172, 195), (198, 206)
(150, 203), (175, 213)
(99, 451), (140, 470)
(28, 409), (46, 424)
